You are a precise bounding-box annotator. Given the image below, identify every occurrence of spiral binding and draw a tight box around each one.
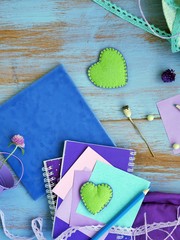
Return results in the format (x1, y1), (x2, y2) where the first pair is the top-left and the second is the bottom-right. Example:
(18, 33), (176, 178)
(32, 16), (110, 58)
(127, 150), (136, 173)
(42, 166), (57, 220)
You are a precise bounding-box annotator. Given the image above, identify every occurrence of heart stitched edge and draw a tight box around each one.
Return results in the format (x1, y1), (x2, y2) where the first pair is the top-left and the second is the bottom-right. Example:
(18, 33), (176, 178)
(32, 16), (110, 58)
(80, 181), (113, 215)
(87, 47), (128, 88)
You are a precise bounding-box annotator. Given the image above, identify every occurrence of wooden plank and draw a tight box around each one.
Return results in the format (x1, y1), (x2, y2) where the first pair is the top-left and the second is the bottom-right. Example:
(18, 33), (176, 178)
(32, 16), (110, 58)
(0, 80), (179, 121)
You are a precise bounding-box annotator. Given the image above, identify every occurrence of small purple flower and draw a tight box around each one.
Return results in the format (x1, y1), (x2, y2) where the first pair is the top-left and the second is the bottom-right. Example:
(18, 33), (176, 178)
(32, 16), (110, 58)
(11, 134), (25, 148)
(161, 69), (176, 83)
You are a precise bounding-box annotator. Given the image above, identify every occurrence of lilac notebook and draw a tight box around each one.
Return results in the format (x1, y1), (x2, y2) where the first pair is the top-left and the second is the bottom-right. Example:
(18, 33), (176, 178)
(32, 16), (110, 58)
(42, 158), (62, 220)
(52, 140), (136, 239)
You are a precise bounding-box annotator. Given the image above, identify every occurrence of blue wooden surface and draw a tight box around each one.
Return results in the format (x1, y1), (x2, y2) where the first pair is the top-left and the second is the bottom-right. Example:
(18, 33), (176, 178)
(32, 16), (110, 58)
(0, 0), (179, 239)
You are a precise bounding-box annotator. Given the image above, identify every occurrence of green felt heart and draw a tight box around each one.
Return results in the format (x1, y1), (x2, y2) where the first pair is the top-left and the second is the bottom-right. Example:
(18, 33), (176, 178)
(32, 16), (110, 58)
(80, 182), (113, 215)
(88, 48), (127, 88)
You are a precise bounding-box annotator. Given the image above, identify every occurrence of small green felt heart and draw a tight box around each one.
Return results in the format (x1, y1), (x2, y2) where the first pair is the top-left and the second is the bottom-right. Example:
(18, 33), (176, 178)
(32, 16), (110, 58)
(80, 182), (113, 215)
(88, 48), (127, 88)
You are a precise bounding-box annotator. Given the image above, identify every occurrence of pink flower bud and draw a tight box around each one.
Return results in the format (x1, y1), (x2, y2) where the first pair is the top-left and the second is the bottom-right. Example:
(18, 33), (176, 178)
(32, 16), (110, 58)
(11, 134), (25, 148)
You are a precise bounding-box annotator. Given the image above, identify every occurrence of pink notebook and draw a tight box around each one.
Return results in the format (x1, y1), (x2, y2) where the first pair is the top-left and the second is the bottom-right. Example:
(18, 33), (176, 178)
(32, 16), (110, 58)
(157, 95), (180, 155)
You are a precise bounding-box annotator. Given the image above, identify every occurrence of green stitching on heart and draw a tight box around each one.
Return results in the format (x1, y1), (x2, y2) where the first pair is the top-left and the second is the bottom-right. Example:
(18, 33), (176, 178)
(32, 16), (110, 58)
(88, 48), (128, 88)
(80, 182), (113, 215)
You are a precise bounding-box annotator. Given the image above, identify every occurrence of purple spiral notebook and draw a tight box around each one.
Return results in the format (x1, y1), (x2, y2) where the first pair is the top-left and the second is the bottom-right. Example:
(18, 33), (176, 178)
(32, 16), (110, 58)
(52, 140), (136, 239)
(42, 158), (62, 220)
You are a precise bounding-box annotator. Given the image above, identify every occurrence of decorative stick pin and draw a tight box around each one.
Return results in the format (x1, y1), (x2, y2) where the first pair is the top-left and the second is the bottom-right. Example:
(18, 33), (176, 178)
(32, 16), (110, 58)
(122, 106), (155, 157)
(175, 104), (180, 111)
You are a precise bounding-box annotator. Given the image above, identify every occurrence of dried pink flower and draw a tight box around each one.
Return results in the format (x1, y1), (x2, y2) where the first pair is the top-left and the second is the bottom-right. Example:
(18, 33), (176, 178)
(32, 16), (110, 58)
(0, 134), (25, 169)
(11, 134), (25, 148)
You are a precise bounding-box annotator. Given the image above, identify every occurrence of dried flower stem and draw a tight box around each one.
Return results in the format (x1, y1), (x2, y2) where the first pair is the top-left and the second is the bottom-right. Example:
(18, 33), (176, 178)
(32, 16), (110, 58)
(0, 145), (18, 169)
(128, 117), (155, 157)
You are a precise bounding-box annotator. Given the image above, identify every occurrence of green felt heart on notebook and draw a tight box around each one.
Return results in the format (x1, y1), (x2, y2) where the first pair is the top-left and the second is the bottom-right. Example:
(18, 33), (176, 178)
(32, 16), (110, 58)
(80, 181), (113, 215)
(88, 48), (127, 88)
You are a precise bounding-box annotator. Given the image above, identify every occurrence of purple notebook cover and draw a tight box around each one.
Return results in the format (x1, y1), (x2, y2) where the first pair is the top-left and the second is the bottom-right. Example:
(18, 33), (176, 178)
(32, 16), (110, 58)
(44, 158), (61, 184)
(43, 158), (62, 220)
(52, 140), (136, 239)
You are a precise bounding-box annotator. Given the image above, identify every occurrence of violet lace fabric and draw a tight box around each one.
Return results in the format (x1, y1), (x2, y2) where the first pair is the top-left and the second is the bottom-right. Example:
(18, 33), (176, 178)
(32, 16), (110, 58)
(106, 192), (180, 240)
(132, 191), (180, 240)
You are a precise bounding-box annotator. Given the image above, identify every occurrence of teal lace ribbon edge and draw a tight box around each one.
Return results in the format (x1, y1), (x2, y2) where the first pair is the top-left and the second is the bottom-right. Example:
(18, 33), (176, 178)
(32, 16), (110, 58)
(92, 0), (180, 52)
(171, 9), (180, 52)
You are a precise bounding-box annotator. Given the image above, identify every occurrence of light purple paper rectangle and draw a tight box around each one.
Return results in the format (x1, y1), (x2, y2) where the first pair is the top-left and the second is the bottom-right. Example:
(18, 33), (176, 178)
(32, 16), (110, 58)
(55, 170), (106, 239)
(157, 95), (180, 154)
(70, 170), (101, 227)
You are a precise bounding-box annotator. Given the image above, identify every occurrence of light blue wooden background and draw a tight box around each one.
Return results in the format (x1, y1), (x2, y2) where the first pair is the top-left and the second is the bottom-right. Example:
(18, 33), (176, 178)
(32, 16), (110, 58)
(0, 0), (179, 239)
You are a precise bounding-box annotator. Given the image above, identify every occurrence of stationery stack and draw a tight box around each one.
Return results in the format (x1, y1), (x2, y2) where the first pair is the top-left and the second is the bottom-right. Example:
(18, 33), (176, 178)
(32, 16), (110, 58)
(42, 140), (150, 239)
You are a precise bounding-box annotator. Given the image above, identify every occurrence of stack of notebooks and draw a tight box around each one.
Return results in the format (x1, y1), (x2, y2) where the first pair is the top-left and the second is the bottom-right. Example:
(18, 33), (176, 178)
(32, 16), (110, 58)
(43, 140), (150, 240)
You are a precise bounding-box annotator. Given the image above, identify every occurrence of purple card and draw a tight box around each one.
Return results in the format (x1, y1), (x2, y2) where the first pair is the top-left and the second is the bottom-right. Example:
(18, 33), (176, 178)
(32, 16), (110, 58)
(157, 95), (180, 154)
(70, 170), (100, 227)
(61, 140), (136, 177)
(55, 170), (107, 239)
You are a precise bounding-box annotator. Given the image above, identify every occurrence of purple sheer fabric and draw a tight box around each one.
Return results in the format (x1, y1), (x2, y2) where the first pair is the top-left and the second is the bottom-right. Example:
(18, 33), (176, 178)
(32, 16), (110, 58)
(132, 192), (180, 239)
(57, 192), (180, 240)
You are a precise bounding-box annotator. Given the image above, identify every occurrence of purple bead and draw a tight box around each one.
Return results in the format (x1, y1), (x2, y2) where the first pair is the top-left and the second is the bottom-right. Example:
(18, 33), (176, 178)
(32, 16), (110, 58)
(161, 69), (176, 82)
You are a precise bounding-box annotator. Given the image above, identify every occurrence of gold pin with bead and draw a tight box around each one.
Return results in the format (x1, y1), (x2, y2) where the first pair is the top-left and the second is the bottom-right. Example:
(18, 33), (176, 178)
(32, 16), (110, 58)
(175, 104), (180, 111)
(122, 105), (155, 157)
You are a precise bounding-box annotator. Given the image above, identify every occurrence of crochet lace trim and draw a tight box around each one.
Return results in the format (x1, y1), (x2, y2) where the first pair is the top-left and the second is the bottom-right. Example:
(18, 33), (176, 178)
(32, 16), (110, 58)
(0, 210), (46, 240)
(56, 208), (180, 240)
(1, 208), (180, 240)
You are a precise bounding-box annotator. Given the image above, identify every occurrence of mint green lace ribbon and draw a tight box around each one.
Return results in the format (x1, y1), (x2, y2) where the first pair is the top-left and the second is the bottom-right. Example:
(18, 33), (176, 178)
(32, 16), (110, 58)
(171, 9), (180, 52)
(92, 0), (179, 53)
